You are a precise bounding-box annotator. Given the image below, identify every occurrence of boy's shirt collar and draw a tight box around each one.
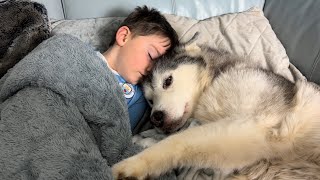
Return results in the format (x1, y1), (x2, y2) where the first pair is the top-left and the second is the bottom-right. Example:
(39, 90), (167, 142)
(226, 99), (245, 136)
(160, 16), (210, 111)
(97, 51), (135, 99)
(96, 51), (119, 75)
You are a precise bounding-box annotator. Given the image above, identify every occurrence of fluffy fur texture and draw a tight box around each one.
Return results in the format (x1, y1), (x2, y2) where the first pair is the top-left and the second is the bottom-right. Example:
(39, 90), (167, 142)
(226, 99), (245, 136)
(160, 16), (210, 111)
(112, 44), (320, 179)
(0, 0), (50, 78)
(0, 34), (137, 179)
(0, 34), (177, 180)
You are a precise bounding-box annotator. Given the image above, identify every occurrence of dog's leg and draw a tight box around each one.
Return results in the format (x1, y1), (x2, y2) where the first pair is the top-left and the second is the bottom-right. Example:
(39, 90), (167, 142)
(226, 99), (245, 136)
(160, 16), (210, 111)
(112, 121), (272, 180)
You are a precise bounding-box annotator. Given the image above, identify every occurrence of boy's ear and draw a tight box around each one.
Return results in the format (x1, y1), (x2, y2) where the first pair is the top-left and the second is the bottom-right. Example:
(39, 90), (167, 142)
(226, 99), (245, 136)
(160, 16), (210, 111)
(115, 26), (131, 46)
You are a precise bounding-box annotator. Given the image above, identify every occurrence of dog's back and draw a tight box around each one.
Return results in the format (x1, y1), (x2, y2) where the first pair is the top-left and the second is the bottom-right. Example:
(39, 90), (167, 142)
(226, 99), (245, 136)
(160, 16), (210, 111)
(194, 47), (320, 179)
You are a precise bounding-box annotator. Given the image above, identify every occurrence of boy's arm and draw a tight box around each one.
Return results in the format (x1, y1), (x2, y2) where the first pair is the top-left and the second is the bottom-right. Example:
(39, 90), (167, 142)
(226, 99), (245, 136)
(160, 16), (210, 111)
(128, 93), (148, 130)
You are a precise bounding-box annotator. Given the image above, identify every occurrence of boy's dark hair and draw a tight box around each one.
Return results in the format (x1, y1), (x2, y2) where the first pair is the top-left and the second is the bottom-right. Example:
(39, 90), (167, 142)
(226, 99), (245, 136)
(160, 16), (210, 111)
(109, 6), (179, 54)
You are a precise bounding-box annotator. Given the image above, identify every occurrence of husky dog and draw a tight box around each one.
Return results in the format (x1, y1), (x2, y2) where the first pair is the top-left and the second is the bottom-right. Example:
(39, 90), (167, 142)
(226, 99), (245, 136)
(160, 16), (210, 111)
(112, 44), (320, 179)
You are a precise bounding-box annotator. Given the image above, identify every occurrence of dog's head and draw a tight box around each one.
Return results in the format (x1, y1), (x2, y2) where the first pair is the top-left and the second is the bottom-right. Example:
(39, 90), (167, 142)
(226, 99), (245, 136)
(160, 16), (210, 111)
(142, 45), (207, 133)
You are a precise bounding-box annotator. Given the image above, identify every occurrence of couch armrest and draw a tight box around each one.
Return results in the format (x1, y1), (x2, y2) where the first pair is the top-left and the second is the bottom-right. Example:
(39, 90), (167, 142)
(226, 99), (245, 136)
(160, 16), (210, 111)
(264, 0), (320, 84)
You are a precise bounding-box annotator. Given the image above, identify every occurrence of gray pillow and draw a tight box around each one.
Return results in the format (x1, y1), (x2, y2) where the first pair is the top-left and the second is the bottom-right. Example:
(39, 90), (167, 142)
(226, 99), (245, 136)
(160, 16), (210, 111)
(51, 17), (124, 53)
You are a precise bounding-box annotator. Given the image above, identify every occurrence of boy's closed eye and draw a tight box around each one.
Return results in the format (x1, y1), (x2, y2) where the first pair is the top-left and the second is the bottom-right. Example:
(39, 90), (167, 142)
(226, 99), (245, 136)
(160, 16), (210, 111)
(148, 53), (154, 60)
(148, 45), (161, 60)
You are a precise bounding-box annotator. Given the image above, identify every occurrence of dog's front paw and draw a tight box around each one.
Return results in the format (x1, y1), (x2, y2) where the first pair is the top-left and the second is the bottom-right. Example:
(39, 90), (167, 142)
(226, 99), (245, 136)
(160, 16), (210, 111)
(112, 156), (149, 180)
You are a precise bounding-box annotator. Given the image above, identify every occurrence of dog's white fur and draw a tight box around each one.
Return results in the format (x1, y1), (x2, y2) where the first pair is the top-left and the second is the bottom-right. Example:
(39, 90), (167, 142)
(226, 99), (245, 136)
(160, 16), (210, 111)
(112, 45), (320, 179)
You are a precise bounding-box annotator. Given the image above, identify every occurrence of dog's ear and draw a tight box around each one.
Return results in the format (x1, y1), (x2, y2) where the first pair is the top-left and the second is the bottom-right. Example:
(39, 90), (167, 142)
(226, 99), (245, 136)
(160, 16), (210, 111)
(181, 32), (200, 46)
(178, 32), (202, 57)
(184, 43), (202, 57)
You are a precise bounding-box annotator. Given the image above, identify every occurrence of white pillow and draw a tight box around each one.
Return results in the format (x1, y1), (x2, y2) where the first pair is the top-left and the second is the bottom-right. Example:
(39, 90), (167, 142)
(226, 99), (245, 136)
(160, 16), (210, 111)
(164, 7), (295, 82)
(52, 7), (302, 82)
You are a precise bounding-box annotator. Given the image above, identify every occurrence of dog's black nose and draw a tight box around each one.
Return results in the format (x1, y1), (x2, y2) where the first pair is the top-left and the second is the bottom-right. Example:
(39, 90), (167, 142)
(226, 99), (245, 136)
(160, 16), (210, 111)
(151, 111), (164, 127)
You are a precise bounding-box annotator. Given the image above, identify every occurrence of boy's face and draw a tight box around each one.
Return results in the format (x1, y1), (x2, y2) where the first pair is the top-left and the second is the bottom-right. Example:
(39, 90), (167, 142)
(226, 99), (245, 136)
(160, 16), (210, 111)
(116, 28), (171, 85)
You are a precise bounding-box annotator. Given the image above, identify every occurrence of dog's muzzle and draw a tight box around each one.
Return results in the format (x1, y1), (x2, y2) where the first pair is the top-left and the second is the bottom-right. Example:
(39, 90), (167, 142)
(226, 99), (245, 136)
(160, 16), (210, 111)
(150, 110), (164, 128)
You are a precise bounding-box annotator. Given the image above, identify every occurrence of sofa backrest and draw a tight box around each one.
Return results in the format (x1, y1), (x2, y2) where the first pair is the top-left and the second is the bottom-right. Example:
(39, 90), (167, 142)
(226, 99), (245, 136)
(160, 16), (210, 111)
(33, 0), (265, 20)
(264, 0), (320, 84)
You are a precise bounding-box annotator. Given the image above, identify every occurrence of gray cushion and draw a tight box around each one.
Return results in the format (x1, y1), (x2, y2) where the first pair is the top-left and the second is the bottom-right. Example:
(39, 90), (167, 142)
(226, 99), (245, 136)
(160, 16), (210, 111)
(264, 0), (320, 84)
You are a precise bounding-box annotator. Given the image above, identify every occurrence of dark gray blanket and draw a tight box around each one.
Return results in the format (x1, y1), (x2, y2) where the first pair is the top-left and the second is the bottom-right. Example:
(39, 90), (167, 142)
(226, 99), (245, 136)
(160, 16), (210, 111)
(0, 0), (50, 78)
(0, 34), (141, 179)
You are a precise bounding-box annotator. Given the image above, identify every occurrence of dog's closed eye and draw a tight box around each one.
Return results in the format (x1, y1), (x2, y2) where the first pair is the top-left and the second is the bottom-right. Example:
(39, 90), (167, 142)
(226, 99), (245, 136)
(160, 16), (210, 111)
(163, 75), (173, 89)
(148, 99), (153, 107)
